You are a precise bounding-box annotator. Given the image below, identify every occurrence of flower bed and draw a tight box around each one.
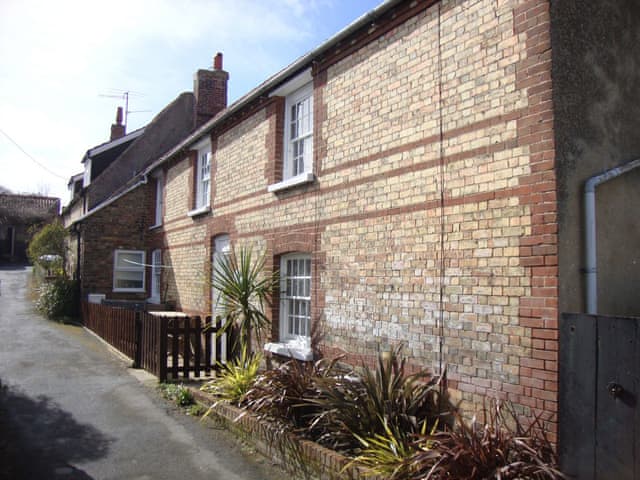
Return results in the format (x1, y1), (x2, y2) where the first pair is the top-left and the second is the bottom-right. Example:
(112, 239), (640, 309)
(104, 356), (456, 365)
(191, 388), (373, 480)
(191, 346), (564, 480)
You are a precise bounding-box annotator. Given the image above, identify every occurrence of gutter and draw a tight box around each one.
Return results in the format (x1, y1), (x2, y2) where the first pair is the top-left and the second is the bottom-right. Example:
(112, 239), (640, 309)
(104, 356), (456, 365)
(584, 157), (640, 314)
(144, 0), (404, 176)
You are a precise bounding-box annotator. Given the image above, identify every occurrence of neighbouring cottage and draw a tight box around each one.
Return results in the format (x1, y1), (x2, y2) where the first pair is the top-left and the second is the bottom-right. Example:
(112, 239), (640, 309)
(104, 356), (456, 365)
(63, 55), (229, 304)
(0, 193), (60, 262)
(69, 0), (640, 475)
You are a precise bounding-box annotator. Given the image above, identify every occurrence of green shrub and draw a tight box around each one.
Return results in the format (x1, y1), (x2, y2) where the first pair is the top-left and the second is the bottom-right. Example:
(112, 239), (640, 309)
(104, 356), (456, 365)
(201, 348), (262, 405)
(27, 220), (67, 273)
(159, 383), (195, 407)
(35, 277), (78, 320)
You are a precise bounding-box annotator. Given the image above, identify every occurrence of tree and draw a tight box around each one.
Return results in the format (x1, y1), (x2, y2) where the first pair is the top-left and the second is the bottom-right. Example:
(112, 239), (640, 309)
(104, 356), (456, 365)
(27, 219), (66, 275)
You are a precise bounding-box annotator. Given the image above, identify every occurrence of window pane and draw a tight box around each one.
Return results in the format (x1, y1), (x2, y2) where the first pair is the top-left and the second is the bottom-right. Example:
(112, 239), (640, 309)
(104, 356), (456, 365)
(116, 252), (143, 268)
(115, 271), (144, 289)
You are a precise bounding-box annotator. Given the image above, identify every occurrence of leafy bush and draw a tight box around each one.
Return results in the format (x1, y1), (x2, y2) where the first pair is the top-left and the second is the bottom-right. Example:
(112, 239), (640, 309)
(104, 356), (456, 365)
(27, 220), (67, 273)
(201, 349), (262, 405)
(395, 400), (565, 480)
(35, 277), (78, 320)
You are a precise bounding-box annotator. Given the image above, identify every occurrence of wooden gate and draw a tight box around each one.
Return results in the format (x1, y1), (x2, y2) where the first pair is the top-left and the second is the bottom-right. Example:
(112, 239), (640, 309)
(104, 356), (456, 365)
(560, 313), (639, 479)
(82, 302), (234, 382)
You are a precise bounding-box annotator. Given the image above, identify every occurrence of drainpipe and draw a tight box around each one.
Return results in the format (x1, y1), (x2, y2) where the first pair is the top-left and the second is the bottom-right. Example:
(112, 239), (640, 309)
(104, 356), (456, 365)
(584, 157), (640, 314)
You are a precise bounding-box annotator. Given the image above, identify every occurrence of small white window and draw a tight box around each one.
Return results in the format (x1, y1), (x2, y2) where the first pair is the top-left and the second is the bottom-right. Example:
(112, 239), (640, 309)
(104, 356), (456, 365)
(195, 147), (211, 209)
(284, 83), (313, 181)
(279, 253), (312, 343)
(153, 173), (164, 227)
(149, 249), (162, 303)
(113, 250), (145, 292)
(83, 158), (92, 187)
(154, 174), (164, 226)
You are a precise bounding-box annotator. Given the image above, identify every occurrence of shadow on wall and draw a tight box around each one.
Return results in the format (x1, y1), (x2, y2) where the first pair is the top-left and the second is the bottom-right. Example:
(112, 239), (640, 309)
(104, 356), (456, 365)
(0, 379), (112, 480)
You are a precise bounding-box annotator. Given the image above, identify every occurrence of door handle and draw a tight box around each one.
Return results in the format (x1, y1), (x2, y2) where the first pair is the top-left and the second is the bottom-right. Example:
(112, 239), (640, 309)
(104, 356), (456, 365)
(607, 382), (624, 398)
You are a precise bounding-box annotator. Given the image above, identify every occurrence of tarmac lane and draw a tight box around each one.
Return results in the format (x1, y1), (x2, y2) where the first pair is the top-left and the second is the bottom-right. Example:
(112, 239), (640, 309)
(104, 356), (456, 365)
(0, 265), (283, 480)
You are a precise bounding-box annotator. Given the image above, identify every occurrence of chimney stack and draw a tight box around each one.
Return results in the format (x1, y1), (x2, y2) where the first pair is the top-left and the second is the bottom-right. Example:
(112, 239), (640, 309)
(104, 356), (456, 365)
(110, 106), (126, 141)
(194, 52), (229, 127)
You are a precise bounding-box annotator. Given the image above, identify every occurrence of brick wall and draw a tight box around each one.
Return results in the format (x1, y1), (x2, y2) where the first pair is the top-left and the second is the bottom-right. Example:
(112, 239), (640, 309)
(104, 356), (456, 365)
(80, 185), (153, 301)
(159, 0), (558, 438)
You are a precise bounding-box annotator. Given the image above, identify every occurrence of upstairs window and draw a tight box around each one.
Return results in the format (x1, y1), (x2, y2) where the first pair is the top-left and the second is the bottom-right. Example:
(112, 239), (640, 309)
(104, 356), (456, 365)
(267, 69), (315, 193)
(113, 250), (145, 292)
(196, 147), (211, 209)
(284, 83), (313, 181)
(152, 172), (164, 227)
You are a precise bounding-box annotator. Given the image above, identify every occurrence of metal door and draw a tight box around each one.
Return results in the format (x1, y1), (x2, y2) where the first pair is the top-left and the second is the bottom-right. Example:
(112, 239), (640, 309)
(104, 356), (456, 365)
(560, 313), (639, 479)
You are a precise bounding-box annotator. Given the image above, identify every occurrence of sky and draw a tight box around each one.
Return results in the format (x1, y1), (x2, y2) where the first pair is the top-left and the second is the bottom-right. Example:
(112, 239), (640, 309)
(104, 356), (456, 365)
(0, 0), (382, 203)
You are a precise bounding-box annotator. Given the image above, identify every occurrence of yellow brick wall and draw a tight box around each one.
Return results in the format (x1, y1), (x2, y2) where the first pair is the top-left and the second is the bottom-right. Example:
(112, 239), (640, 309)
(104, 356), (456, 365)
(159, 0), (558, 437)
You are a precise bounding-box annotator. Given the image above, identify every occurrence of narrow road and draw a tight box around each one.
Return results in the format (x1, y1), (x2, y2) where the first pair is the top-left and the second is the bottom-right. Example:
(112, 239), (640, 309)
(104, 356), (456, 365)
(0, 265), (283, 480)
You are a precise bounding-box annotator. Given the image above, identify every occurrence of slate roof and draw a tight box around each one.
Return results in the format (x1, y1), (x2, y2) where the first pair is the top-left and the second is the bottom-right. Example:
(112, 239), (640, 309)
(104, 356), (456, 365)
(86, 92), (196, 210)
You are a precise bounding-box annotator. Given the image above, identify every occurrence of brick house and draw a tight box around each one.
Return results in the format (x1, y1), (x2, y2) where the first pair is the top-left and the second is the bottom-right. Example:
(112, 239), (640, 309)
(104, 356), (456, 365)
(63, 55), (229, 302)
(72, 0), (640, 467)
(0, 194), (60, 262)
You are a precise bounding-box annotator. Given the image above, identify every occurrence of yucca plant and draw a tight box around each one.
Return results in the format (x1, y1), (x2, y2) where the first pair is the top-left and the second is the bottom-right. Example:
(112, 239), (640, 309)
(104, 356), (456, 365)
(201, 347), (262, 405)
(212, 246), (278, 355)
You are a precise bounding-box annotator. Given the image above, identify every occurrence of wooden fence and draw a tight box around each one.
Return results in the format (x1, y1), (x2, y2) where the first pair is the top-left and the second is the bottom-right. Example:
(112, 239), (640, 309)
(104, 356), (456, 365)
(82, 302), (232, 382)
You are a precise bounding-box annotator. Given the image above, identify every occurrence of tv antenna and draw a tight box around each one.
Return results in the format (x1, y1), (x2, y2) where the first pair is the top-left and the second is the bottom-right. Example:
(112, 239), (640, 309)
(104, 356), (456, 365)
(99, 89), (150, 127)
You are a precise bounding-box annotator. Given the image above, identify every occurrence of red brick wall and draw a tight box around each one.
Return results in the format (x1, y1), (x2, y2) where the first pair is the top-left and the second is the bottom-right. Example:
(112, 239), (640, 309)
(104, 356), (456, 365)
(79, 185), (153, 301)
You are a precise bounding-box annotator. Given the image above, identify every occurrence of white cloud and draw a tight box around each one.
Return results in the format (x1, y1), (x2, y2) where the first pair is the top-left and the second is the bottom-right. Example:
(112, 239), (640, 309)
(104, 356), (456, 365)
(0, 0), (380, 200)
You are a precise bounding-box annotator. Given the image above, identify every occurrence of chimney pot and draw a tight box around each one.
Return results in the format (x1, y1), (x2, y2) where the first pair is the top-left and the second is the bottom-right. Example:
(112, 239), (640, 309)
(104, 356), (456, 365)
(110, 106), (126, 141)
(214, 52), (223, 70)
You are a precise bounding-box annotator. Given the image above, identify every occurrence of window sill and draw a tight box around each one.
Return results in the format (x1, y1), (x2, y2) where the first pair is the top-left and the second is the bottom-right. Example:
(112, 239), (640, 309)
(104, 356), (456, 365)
(264, 342), (313, 361)
(267, 172), (315, 193)
(187, 205), (211, 218)
(147, 296), (161, 304)
(149, 223), (162, 230)
(113, 288), (146, 293)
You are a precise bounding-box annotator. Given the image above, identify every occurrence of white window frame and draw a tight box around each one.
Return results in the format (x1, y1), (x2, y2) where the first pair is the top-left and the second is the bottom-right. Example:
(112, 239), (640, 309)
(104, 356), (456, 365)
(152, 172), (164, 228)
(265, 253), (313, 360)
(83, 158), (92, 187)
(113, 250), (146, 293)
(195, 146), (211, 210)
(284, 83), (313, 180)
(279, 253), (312, 343)
(148, 249), (162, 303)
(267, 70), (315, 193)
